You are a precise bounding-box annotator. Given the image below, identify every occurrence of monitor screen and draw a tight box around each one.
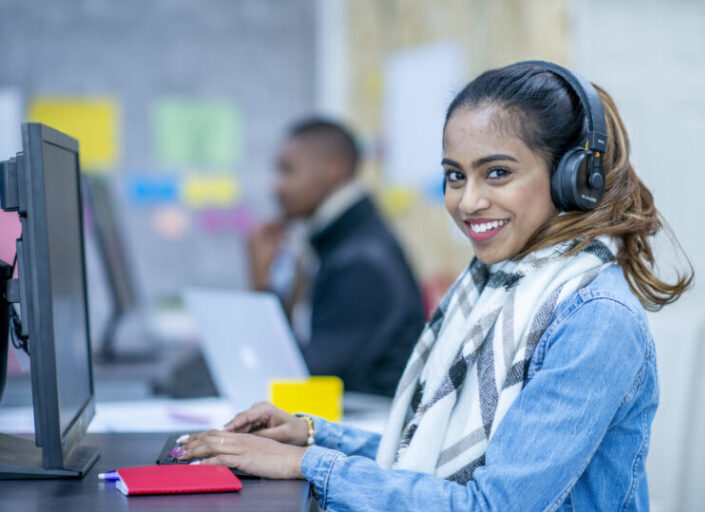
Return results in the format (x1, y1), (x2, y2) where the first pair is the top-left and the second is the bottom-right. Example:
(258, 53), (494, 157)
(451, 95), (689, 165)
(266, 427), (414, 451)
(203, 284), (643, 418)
(42, 142), (91, 436)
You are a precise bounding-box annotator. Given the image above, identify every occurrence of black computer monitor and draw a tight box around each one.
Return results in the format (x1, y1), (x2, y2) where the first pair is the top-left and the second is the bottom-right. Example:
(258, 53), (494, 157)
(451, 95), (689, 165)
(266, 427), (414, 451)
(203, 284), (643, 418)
(0, 123), (99, 478)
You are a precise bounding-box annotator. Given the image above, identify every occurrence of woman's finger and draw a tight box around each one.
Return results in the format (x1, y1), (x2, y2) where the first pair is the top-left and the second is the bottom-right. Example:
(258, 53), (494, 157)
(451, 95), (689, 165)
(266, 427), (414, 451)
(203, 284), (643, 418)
(224, 409), (263, 432)
(180, 431), (230, 451)
(180, 433), (244, 460)
(178, 429), (220, 444)
(224, 411), (259, 432)
(224, 402), (273, 432)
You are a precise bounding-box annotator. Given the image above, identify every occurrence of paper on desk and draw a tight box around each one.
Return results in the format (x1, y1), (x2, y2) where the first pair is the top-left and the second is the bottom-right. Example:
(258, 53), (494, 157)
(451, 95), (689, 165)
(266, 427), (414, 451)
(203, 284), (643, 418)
(90, 398), (237, 432)
(0, 397), (390, 435)
(0, 398), (236, 434)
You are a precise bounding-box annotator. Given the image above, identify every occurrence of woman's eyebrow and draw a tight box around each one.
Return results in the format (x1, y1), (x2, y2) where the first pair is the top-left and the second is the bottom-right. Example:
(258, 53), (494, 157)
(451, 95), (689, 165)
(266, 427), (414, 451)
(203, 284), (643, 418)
(471, 154), (518, 168)
(441, 158), (462, 168)
(441, 154), (519, 169)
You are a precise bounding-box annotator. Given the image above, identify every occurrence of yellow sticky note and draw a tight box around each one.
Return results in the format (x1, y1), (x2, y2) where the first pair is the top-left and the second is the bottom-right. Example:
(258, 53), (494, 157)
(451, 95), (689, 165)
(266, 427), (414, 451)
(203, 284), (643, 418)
(182, 173), (241, 208)
(380, 186), (418, 216)
(28, 97), (119, 171)
(269, 376), (343, 422)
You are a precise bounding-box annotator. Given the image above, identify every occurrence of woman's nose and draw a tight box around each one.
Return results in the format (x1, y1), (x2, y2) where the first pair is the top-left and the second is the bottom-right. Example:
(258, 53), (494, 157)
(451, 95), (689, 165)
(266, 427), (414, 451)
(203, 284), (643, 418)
(459, 183), (490, 214)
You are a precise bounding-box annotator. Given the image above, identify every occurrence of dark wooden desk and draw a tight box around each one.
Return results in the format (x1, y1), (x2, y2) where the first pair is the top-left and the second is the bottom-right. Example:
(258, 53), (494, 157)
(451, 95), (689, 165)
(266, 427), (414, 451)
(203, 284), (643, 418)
(0, 432), (311, 512)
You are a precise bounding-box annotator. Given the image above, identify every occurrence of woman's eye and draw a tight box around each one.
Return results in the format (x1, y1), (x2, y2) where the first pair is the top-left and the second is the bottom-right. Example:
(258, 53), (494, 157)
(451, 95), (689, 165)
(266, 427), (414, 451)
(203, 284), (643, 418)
(487, 168), (510, 179)
(444, 169), (465, 183)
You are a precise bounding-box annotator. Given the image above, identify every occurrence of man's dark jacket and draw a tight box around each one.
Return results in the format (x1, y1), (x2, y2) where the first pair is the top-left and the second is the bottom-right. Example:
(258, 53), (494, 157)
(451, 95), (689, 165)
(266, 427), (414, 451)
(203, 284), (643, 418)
(302, 195), (425, 396)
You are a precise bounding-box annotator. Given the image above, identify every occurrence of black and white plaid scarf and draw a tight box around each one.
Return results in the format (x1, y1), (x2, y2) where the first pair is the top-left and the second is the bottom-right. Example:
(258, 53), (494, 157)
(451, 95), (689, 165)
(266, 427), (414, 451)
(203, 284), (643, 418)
(376, 237), (617, 484)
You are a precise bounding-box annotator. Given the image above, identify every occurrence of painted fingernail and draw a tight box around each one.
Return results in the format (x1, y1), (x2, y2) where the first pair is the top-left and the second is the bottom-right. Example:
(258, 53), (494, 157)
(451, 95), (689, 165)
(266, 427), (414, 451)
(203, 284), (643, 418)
(168, 447), (179, 457)
(173, 449), (186, 458)
(176, 434), (190, 444)
(189, 460), (201, 465)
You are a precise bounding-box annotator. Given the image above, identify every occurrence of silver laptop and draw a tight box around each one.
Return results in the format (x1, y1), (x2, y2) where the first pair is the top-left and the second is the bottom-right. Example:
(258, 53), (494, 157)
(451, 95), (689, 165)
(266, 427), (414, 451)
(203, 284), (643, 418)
(183, 288), (309, 410)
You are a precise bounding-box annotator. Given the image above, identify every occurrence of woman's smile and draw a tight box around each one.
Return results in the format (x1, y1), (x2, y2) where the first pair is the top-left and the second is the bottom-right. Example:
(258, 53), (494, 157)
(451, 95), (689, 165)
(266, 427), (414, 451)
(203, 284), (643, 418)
(464, 218), (509, 242)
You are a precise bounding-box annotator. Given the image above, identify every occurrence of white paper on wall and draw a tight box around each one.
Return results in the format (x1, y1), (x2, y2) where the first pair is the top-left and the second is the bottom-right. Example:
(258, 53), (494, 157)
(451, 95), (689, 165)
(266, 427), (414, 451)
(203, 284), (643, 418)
(383, 40), (465, 189)
(0, 89), (23, 159)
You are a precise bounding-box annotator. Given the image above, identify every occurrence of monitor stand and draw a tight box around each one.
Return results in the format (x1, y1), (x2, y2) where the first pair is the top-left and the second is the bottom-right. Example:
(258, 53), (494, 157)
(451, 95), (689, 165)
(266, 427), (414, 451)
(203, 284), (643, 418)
(0, 433), (99, 479)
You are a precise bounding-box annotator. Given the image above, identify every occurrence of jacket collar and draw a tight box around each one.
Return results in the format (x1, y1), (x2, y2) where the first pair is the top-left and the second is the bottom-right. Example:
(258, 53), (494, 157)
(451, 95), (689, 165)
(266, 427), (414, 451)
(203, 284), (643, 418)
(309, 194), (374, 254)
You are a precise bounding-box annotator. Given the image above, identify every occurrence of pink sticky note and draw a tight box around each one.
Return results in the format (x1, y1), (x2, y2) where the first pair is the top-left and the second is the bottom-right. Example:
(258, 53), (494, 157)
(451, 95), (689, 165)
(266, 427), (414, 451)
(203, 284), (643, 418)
(198, 207), (257, 235)
(0, 210), (21, 264)
(151, 206), (190, 240)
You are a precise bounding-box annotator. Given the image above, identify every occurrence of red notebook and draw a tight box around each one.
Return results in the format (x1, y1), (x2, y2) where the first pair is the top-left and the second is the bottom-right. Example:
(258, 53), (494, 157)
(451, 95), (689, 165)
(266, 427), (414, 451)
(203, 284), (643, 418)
(115, 465), (242, 496)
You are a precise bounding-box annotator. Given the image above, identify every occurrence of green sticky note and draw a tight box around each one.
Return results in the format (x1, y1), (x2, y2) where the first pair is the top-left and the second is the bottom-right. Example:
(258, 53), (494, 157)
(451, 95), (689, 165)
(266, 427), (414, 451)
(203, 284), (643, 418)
(153, 98), (243, 168)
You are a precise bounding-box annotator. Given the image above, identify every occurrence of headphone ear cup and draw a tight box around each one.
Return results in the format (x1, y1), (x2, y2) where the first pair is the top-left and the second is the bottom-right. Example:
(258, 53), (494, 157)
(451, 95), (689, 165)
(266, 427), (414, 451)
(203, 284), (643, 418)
(551, 148), (589, 211)
(551, 150), (573, 210)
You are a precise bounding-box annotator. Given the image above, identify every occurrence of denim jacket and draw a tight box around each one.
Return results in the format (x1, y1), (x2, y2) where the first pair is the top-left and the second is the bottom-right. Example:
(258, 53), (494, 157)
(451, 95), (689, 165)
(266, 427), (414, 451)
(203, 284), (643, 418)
(300, 265), (659, 511)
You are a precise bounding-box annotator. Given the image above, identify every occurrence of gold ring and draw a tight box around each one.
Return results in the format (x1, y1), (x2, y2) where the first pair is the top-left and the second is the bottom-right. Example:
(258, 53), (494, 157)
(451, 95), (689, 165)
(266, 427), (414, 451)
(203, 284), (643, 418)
(220, 437), (224, 445)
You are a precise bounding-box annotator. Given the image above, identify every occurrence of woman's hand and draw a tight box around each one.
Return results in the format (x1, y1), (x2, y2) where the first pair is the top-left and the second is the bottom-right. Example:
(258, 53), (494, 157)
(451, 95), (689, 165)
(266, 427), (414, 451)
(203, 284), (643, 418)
(176, 430), (307, 479)
(222, 401), (310, 446)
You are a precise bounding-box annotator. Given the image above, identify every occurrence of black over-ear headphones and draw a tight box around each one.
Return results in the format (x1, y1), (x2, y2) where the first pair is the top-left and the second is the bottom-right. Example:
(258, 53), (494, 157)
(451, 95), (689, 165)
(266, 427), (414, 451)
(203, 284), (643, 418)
(442, 61), (607, 212)
(525, 61), (608, 211)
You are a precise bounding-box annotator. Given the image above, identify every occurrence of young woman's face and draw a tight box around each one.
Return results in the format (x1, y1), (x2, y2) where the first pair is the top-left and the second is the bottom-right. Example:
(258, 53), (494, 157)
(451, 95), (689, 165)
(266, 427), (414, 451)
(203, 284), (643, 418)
(443, 106), (557, 264)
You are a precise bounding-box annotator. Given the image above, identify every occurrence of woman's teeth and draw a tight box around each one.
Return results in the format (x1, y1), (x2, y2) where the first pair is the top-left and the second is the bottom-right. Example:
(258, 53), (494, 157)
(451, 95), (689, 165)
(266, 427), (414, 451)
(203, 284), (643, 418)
(470, 219), (508, 233)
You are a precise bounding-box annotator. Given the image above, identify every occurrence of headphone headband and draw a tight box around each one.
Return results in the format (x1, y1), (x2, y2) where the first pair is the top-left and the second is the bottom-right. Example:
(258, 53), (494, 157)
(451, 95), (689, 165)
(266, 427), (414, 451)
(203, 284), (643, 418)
(522, 60), (607, 153)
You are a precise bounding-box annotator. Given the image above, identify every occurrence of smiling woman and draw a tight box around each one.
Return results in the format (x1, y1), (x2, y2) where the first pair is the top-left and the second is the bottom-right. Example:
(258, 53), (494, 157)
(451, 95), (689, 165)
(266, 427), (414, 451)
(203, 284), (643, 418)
(177, 61), (693, 512)
(442, 62), (691, 310)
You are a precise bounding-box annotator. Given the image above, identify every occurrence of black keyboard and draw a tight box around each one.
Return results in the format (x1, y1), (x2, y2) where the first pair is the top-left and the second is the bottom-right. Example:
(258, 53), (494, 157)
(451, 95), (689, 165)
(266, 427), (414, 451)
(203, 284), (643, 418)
(156, 433), (256, 478)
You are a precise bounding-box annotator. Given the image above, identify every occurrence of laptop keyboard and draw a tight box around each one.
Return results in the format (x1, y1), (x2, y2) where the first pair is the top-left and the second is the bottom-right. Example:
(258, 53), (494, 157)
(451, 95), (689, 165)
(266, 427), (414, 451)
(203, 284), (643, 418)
(156, 433), (256, 477)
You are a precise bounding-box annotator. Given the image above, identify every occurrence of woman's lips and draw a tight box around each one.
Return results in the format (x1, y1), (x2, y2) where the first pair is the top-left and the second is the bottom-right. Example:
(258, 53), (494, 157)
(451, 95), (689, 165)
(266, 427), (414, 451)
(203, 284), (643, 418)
(464, 219), (508, 243)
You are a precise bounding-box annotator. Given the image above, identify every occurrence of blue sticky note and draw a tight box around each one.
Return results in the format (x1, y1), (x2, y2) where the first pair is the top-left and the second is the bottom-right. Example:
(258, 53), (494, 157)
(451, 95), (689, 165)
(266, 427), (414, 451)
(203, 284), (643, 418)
(128, 174), (179, 206)
(425, 178), (446, 203)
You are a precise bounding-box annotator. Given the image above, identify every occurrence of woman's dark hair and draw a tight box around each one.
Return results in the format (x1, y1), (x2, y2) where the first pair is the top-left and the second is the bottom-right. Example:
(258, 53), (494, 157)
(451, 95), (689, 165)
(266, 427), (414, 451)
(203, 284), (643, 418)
(445, 62), (693, 311)
(446, 63), (586, 172)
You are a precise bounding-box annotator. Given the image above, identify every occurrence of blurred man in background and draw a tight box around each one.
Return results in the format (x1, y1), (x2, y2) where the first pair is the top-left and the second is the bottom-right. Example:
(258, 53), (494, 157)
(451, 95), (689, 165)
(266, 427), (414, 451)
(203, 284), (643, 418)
(249, 118), (424, 396)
